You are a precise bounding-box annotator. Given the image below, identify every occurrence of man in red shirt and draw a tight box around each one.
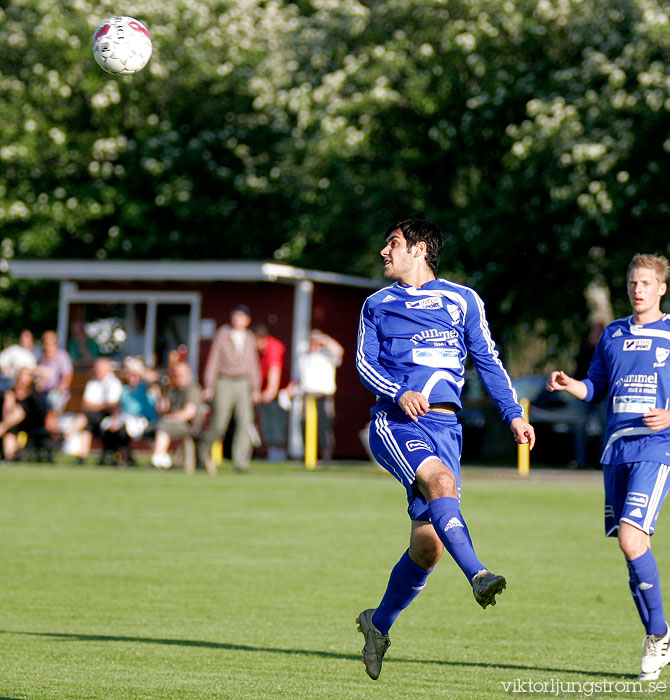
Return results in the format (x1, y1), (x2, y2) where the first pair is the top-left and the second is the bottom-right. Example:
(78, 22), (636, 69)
(254, 324), (289, 461)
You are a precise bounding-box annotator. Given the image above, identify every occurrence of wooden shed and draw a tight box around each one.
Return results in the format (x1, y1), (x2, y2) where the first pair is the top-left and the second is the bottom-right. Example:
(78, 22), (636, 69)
(9, 260), (381, 460)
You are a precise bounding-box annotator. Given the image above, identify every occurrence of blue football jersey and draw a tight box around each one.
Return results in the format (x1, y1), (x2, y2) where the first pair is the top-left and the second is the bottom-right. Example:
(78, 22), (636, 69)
(356, 278), (522, 423)
(584, 314), (670, 464)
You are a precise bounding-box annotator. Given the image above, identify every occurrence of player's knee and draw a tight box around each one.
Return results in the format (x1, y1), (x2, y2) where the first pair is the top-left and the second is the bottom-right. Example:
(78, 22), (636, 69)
(409, 541), (441, 571)
(620, 539), (646, 560)
(415, 465), (458, 500)
(409, 523), (443, 570)
(417, 474), (458, 502)
(618, 525), (649, 560)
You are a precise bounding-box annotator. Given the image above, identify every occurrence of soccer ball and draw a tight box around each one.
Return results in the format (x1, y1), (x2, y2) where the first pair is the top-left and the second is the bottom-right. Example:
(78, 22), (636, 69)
(92, 16), (152, 75)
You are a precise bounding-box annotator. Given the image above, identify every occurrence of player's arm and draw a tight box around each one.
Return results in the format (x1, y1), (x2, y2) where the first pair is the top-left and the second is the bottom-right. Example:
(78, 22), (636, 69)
(356, 303), (410, 406)
(548, 330), (609, 403)
(546, 370), (588, 400)
(397, 391), (430, 422)
(509, 416), (535, 449)
(463, 290), (526, 424)
(461, 292), (535, 446)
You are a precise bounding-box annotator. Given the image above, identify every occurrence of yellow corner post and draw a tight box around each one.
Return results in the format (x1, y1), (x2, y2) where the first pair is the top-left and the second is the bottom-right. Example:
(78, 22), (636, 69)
(211, 439), (223, 465)
(517, 397), (530, 476)
(304, 394), (318, 470)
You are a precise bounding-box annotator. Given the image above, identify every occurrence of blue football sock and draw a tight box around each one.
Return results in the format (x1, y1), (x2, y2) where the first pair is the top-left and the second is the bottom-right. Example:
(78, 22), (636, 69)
(628, 549), (667, 636)
(627, 560), (650, 631)
(428, 496), (485, 581)
(372, 550), (430, 635)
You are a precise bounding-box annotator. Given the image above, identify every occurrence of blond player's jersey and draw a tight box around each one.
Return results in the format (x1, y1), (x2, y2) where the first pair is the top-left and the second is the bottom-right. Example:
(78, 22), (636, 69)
(584, 314), (670, 464)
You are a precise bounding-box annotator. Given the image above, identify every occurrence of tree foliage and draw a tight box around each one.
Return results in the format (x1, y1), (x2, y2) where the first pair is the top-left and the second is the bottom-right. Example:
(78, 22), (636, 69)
(1, 0), (670, 360)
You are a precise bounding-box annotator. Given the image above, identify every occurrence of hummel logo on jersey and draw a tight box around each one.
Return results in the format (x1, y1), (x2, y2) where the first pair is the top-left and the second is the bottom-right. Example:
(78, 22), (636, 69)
(638, 582), (654, 591)
(444, 517), (464, 532)
(410, 328), (458, 345)
(381, 294), (397, 303)
(624, 339), (652, 351)
(612, 328), (623, 338)
(629, 507), (644, 518)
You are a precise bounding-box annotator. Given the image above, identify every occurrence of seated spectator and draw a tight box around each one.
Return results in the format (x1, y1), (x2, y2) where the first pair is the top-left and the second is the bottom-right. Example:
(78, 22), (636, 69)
(0, 367), (47, 461)
(101, 357), (159, 466)
(0, 329), (37, 385)
(122, 354), (159, 385)
(65, 357), (122, 464)
(151, 361), (208, 473)
(34, 330), (73, 435)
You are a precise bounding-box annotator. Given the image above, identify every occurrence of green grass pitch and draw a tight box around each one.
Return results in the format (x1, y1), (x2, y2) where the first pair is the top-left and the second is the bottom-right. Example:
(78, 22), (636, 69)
(0, 461), (667, 699)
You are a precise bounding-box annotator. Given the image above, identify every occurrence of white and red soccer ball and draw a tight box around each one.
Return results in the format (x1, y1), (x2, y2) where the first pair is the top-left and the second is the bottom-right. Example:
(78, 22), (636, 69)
(92, 16), (152, 75)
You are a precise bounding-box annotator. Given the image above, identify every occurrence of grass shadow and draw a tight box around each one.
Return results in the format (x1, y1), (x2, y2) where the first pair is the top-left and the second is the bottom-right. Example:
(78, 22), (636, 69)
(2, 629), (634, 679)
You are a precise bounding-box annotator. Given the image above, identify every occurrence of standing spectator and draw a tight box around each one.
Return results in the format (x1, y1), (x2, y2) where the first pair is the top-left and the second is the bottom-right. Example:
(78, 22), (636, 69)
(65, 357), (123, 464)
(0, 367), (46, 461)
(0, 329), (37, 384)
(121, 305), (146, 359)
(101, 357), (159, 466)
(34, 330), (73, 435)
(254, 324), (289, 461)
(151, 360), (205, 473)
(68, 319), (100, 365)
(199, 305), (261, 473)
(297, 329), (344, 463)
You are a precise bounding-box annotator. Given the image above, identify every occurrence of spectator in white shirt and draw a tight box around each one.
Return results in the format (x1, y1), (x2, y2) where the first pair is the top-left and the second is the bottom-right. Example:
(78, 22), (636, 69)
(65, 357), (123, 464)
(295, 329), (344, 463)
(0, 330), (37, 383)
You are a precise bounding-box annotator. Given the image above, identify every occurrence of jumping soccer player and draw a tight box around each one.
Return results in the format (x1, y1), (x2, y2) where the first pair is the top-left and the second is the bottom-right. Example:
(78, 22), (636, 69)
(547, 253), (670, 681)
(355, 219), (535, 680)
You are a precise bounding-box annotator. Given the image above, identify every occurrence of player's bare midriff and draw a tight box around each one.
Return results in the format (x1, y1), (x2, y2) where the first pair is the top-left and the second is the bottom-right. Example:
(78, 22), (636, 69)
(429, 402), (459, 413)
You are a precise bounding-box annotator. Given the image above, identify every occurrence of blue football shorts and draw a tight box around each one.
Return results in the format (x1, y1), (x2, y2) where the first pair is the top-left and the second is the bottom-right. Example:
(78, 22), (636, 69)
(369, 408), (462, 521)
(604, 461), (670, 537)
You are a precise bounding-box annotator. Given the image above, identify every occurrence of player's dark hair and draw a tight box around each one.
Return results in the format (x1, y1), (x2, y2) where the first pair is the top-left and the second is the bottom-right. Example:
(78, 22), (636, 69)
(386, 219), (444, 274)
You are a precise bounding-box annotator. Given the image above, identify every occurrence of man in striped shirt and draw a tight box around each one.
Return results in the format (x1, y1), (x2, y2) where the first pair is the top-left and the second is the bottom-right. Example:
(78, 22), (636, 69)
(355, 219), (535, 680)
(200, 304), (261, 473)
(548, 254), (670, 681)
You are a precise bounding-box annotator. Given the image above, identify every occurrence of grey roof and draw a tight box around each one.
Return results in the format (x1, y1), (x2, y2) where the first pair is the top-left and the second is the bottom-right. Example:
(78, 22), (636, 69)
(8, 259), (380, 289)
